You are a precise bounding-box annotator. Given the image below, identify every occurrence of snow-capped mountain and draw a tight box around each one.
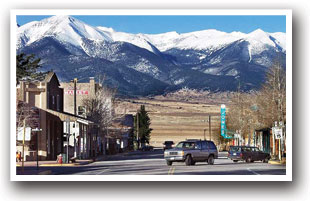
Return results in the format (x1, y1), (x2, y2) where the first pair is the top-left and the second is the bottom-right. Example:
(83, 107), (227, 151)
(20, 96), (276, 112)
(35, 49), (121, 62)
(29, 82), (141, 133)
(16, 15), (286, 96)
(17, 15), (112, 50)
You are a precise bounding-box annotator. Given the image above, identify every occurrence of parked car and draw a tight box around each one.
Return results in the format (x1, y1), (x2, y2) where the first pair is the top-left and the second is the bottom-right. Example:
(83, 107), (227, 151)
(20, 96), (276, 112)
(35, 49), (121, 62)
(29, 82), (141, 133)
(163, 141), (174, 151)
(164, 139), (218, 166)
(228, 146), (271, 163)
(141, 145), (154, 151)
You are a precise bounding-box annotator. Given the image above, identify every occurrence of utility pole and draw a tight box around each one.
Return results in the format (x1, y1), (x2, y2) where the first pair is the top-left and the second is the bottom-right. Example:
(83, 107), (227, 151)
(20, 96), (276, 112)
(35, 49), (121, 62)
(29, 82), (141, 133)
(74, 78), (77, 116)
(209, 115), (211, 141)
(203, 129), (206, 140)
(65, 117), (70, 163)
(32, 128), (42, 170)
(67, 121), (70, 163)
(137, 111), (139, 149)
(22, 119), (25, 174)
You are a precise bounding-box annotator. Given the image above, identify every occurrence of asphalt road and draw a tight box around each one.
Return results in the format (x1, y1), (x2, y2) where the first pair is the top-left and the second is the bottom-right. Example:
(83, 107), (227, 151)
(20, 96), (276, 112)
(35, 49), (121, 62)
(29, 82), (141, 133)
(50, 149), (286, 175)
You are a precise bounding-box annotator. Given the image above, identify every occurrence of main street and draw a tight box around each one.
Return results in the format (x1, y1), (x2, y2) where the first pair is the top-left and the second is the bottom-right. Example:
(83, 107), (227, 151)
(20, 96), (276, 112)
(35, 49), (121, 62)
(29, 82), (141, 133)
(46, 149), (286, 175)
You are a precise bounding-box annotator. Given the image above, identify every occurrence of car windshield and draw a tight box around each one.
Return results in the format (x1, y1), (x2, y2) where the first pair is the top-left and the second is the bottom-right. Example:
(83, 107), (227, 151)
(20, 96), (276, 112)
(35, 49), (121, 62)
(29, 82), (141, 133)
(254, 147), (260, 152)
(242, 147), (252, 152)
(176, 142), (196, 149)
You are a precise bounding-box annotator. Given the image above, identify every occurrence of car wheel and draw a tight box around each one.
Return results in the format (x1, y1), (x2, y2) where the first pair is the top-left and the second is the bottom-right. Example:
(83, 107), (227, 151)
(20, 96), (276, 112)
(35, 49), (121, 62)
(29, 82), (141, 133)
(263, 158), (269, 163)
(246, 157), (252, 163)
(233, 160), (238, 163)
(208, 155), (215, 165)
(166, 160), (172, 166)
(185, 155), (193, 166)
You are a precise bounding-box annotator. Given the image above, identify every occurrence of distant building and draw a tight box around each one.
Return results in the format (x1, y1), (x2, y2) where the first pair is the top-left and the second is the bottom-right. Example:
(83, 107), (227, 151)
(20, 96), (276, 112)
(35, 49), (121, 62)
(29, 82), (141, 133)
(60, 77), (100, 117)
(106, 114), (134, 154)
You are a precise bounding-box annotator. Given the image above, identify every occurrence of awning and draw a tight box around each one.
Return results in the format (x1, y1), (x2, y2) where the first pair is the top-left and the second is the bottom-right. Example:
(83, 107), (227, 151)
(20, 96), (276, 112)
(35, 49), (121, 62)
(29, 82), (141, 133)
(46, 109), (95, 125)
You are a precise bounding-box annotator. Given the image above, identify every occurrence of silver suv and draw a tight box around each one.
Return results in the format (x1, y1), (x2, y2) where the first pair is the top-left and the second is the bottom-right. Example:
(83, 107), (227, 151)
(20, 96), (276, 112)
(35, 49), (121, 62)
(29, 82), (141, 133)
(164, 139), (218, 166)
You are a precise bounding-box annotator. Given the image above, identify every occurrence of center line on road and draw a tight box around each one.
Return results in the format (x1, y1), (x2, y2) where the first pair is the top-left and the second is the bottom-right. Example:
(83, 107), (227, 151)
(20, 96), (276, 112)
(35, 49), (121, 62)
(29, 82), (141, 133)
(168, 167), (175, 175)
(247, 168), (260, 175)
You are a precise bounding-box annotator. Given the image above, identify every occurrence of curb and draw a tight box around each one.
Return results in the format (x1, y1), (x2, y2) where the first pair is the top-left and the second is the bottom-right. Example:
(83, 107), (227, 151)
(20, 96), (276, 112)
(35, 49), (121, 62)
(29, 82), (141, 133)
(40, 163), (79, 167)
(16, 160), (94, 168)
(268, 160), (286, 165)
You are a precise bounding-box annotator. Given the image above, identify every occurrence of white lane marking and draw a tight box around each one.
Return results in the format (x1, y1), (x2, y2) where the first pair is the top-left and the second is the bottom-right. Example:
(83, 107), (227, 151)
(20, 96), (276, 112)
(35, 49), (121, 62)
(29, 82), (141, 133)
(95, 169), (109, 175)
(247, 168), (260, 175)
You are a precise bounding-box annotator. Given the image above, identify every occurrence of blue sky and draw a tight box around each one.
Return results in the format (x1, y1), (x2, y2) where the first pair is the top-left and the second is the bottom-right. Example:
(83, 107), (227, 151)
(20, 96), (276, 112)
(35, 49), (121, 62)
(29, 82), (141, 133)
(16, 15), (286, 34)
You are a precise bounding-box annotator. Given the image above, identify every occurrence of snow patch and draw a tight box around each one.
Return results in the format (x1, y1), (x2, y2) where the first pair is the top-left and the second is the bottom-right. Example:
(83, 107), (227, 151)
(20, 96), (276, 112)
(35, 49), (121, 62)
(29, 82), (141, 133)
(173, 78), (185, 85)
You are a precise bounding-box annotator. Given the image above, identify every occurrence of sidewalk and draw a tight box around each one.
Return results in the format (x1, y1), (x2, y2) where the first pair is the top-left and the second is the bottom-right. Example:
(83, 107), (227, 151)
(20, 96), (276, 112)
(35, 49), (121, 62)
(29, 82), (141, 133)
(15, 152), (127, 169)
(16, 158), (101, 175)
(268, 157), (286, 165)
(16, 158), (94, 167)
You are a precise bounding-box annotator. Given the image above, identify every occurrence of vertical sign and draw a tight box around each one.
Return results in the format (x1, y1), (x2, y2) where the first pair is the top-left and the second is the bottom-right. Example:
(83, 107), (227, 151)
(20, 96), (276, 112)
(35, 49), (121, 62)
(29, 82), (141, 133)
(220, 104), (226, 138)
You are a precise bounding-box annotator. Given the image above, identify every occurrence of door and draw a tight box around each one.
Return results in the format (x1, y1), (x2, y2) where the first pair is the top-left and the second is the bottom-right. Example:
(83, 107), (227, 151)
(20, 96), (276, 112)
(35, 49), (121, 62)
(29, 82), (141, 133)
(192, 141), (203, 161)
(201, 141), (209, 161)
(251, 147), (261, 161)
(255, 148), (266, 160)
(263, 130), (271, 153)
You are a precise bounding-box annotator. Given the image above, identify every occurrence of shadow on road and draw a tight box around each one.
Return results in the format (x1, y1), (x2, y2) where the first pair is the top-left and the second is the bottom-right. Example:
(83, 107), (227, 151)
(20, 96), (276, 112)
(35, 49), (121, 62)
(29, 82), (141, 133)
(103, 149), (164, 161)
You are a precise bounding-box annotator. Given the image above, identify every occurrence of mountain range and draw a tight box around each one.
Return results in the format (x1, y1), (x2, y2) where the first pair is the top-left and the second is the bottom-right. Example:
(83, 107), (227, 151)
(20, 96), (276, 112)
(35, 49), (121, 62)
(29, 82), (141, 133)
(16, 15), (286, 96)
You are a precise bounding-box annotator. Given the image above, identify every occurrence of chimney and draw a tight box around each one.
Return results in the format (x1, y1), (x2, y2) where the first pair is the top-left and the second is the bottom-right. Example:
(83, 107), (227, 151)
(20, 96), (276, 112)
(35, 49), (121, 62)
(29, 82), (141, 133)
(89, 77), (95, 95)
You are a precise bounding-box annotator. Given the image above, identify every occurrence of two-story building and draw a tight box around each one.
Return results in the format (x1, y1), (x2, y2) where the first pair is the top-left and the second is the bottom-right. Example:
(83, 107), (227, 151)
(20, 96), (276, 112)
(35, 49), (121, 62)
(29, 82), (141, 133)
(16, 72), (95, 161)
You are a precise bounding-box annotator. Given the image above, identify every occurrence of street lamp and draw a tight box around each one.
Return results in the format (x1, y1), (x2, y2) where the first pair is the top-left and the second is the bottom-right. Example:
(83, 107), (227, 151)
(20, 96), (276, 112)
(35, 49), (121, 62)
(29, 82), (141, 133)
(32, 128), (42, 170)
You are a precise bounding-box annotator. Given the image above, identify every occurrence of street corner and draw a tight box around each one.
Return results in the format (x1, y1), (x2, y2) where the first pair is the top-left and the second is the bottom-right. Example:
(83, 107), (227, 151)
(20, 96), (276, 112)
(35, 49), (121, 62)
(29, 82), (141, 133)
(268, 159), (286, 165)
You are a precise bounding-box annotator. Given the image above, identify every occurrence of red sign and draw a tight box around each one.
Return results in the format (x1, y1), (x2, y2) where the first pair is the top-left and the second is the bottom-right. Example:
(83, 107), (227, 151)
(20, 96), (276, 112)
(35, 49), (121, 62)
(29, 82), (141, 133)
(65, 90), (88, 95)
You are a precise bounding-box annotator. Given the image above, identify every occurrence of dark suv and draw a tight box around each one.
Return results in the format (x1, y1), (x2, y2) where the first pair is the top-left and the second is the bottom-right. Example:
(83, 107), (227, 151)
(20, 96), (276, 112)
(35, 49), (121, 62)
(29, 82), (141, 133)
(228, 146), (271, 163)
(163, 141), (174, 151)
(164, 139), (218, 166)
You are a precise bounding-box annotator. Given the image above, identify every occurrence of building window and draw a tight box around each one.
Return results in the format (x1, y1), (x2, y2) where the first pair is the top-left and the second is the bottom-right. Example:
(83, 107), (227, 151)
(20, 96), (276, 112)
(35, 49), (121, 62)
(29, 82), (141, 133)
(56, 95), (60, 111)
(78, 106), (86, 117)
(47, 91), (50, 109)
(52, 96), (55, 105)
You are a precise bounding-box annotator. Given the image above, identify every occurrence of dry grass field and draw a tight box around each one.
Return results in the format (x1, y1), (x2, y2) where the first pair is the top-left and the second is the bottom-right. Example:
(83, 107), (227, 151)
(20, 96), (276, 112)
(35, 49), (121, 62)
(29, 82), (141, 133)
(116, 97), (226, 148)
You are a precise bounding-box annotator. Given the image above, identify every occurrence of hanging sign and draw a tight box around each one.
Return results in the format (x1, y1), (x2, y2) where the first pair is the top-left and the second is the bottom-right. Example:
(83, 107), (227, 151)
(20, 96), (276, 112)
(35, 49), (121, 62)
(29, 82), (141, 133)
(17, 127), (32, 141)
(273, 127), (283, 139)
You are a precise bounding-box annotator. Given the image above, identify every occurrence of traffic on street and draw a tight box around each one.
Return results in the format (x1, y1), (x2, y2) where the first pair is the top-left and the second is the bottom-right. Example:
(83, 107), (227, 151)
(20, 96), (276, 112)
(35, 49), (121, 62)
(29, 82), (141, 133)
(17, 149), (286, 175)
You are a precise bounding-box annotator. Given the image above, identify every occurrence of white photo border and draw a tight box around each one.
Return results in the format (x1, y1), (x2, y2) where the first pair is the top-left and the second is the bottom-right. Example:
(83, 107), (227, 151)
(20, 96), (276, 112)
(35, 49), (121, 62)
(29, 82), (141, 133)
(10, 9), (292, 181)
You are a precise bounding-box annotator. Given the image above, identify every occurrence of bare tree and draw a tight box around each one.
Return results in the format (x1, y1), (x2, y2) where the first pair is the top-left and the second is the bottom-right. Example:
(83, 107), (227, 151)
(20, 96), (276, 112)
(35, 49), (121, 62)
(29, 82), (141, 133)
(257, 60), (286, 127)
(81, 79), (125, 141)
(227, 59), (286, 146)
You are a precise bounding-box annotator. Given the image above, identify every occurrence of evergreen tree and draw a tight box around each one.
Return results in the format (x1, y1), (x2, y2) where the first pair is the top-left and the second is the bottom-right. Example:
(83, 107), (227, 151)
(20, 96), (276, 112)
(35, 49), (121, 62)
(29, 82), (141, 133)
(16, 53), (47, 85)
(135, 105), (152, 147)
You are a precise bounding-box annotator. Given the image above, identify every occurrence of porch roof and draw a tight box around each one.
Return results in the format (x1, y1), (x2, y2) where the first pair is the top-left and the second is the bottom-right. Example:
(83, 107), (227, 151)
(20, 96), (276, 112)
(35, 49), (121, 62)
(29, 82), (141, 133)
(46, 109), (96, 125)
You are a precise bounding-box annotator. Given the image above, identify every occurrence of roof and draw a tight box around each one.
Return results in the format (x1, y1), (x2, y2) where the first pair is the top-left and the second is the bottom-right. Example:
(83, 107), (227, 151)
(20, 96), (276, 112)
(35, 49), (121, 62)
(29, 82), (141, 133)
(46, 109), (96, 125)
(43, 72), (55, 82)
(183, 139), (213, 142)
(43, 72), (60, 86)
